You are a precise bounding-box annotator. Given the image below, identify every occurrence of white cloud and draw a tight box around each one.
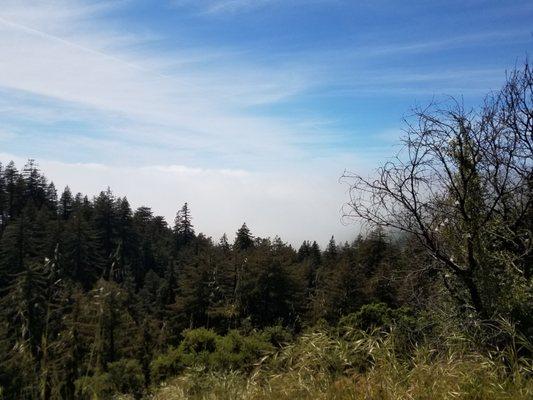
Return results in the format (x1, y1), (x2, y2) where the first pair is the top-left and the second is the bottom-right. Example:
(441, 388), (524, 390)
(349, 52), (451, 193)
(0, 129), (17, 141)
(0, 1), (365, 246)
(0, 0), (520, 164)
(0, 0), (524, 244)
(372, 128), (404, 143)
(0, 1), (314, 168)
(172, 0), (329, 15)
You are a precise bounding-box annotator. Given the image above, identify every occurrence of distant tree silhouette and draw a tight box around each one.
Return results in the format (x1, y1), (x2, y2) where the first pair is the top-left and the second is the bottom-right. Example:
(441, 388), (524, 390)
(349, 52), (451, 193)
(234, 223), (253, 251)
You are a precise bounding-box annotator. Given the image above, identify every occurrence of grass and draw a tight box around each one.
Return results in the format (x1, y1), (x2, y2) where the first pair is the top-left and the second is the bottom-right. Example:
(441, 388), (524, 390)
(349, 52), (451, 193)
(125, 324), (533, 400)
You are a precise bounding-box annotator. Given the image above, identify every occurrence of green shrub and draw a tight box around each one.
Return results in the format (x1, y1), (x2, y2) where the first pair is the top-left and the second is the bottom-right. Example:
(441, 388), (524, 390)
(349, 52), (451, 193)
(74, 359), (145, 399)
(151, 328), (275, 382)
(150, 347), (184, 383)
(180, 328), (219, 354)
(340, 302), (393, 331)
(75, 372), (115, 400)
(213, 330), (273, 370)
(260, 325), (293, 348)
(108, 359), (145, 397)
(178, 328), (220, 367)
(339, 303), (421, 335)
(150, 325), (533, 400)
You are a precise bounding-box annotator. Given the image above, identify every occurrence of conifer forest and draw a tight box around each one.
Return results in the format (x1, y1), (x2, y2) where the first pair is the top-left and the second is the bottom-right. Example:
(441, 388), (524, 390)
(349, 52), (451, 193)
(0, 64), (532, 399)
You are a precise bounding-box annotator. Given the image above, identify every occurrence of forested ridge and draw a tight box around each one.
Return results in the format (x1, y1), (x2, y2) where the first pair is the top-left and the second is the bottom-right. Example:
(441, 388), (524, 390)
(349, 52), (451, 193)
(0, 158), (416, 397)
(0, 63), (532, 400)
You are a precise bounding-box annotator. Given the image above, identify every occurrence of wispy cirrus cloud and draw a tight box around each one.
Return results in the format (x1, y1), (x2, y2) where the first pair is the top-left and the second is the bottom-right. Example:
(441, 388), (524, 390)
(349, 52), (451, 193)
(172, 0), (326, 14)
(1, 1), (528, 166)
(1, 0), (525, 167)
(0, 0), (316, 169)
(1, 0), (530, 244)
(0, 129), (17, 141)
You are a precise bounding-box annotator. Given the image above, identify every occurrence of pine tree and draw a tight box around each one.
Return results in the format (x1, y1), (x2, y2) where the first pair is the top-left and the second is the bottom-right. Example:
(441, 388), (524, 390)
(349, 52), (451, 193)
(324, 236), (337, 261)
(115, 198), (140, 284)
(0, 162), (6, 232)
(234, 223), (253, 251)
(22, 159), (47, 208)
(59, 186), (74, 220)
(62, 210), (103, 288)
(45, 182), (58, 215)
(297, 240), (311, 262)
(0, 255), (53, 398)
(0, 207), (40, 286)
(91, 280), (137, 371)
(309, 241), (322, 266)
(173, 259), (212, 330)
(93, 188), (118, 279)
(38, 245), (66, 400)
(205, 240), (237, 330)
(138, 269), (164, 317)
(357, 228), (388, 277)
(4, 161), (25, 221)
(219, 233), (230, 252)
(174, 202), (195, 250)
(56, 290), (86, 400)
(244, 259), (298, 327)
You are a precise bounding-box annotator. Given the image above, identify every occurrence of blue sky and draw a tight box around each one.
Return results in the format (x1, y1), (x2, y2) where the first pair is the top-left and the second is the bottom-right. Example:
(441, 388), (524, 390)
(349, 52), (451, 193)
(0, 0), (532, 245)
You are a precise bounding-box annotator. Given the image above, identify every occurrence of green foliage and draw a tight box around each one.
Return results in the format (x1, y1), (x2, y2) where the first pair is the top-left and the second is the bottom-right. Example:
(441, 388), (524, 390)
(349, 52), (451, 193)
(340, 302), (395, 331)
(150, 324), (533, 400)
(108, 359), (145, 397)
(338, 303), (430, 359)
(260, 325), (293, 348)
(150, 347), (184, 383)
(75, 373), (115, 400)
(75, 360), (144, 399)
(174, 202), (195, 250)
(151, 328), (274, 383)
(234, 223), (253, 251)
(179, 328), (219, 366)
(212, 330), (273, 370)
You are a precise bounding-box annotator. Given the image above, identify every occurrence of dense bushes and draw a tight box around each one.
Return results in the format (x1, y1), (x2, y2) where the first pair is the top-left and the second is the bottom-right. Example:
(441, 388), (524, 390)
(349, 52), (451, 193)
(74, 359), (144, 399)
(145, 304), (532, 400)
(145, 320), (533, 400)
(150, 347), (184, 384)
(150, 327), (279, 383)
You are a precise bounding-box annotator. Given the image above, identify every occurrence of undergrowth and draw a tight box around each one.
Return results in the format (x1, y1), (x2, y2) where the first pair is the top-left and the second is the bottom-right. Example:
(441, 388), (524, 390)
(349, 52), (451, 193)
(115, 310), (533, 400)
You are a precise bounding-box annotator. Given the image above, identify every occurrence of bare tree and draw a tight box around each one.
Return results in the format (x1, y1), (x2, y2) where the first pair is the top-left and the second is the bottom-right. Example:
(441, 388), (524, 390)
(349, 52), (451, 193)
(343, 62), (532, 319)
